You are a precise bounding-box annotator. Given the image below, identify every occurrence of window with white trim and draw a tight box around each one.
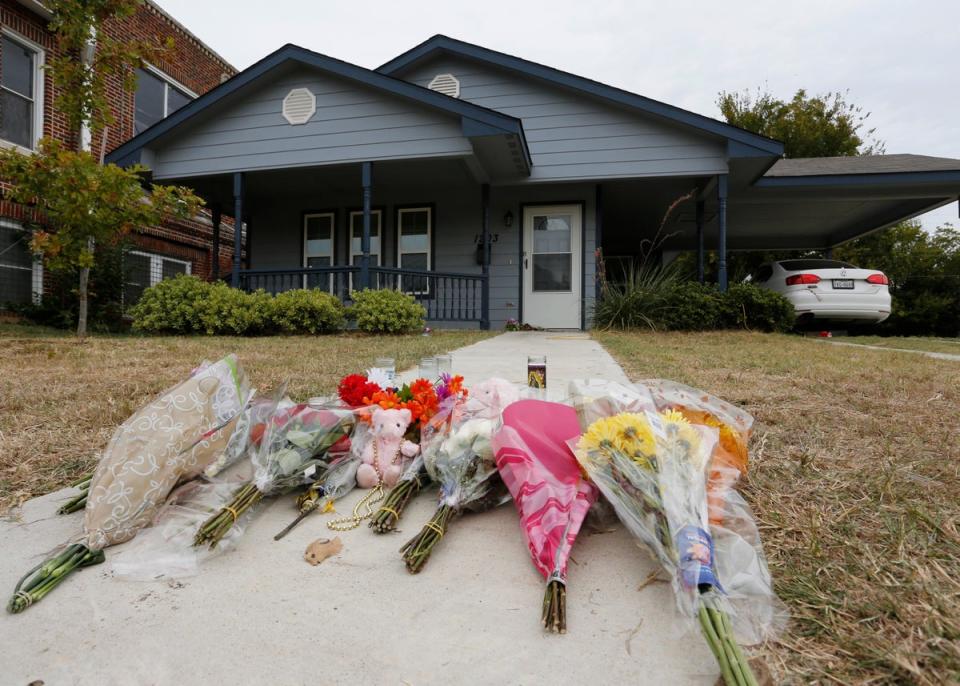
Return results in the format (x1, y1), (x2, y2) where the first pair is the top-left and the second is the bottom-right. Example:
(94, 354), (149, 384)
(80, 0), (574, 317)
(397, 207), (431, 293)
(303, 212), (335, 290)
(0, 220), (42, 305)
(349, 210), (382, 266)
(0, 31), (44, 151)
(124, 250), (191, 307)
(134, 66), (195, 135)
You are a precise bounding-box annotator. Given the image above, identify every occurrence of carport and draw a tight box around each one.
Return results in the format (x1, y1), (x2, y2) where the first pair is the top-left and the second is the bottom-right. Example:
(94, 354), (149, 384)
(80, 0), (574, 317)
(601, 154), (960, 286)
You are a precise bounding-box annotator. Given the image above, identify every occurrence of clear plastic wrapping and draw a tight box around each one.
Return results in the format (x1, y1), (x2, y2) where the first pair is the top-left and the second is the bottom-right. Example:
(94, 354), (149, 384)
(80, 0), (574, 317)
(421, 378), (521, 512)
(569, 379), (784, 645)
(112, 479), (250, 580)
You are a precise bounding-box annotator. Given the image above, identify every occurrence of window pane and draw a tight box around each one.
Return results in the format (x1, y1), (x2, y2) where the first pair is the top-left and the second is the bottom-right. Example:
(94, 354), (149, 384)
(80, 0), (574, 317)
(0, 265), (32, 304)
(161, 259), (188, 280)
(0, 223), (32, 266)
(401, 253), (428, 292)
(351, 237), (380, 256)
(533, 253), (572, 291)
(400, 232), (428, 253)
(305, 215), (333, 257)
(533, 215), (571, 253)
(307, 256), (331, 268)
(350, 213), (381, 237)
(1, 36), (34, 98)
(135, 69), (165, 134)
(124, 253), (152, 306)
(350, 213), (380, 256)
(0, 90), (32, 148)
(167, 86), (191, 114)
(0, 223), (33, 305)
(400, 210), (429, 235)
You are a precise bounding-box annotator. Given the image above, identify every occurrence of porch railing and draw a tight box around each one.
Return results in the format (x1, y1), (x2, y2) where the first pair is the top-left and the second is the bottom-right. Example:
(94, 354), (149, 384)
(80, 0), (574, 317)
(237, 266), (488, 326)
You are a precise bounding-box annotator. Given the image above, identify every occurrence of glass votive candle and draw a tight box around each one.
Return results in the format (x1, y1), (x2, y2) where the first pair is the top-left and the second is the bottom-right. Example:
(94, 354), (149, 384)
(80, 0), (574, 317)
(435, 354), (452, 376)
(419, 356), (438, 380)
(527, 355), (547, 388)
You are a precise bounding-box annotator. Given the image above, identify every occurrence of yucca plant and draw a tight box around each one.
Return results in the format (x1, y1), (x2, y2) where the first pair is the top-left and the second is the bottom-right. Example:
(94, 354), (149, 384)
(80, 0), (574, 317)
(593, 258), (682, 330)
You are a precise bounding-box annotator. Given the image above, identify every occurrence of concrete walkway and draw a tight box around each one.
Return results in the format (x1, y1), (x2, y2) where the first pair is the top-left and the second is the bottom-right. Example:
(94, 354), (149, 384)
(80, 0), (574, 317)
(0, 333), (716, 686)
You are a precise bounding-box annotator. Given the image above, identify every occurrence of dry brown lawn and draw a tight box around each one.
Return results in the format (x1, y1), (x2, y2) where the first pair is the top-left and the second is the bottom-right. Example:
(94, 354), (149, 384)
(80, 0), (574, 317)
(0, 324), (491, 511)
(595, 330), (960, 685)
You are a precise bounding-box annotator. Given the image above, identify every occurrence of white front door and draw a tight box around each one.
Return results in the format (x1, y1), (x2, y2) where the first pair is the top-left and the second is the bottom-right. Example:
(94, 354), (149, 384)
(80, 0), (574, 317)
(522, 204), (582, 329)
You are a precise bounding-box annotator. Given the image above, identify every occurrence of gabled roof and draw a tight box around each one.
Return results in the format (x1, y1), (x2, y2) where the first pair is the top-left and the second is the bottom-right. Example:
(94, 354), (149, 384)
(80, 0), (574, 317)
(377, 34), (784, 158)
(106, 43), (531, 170)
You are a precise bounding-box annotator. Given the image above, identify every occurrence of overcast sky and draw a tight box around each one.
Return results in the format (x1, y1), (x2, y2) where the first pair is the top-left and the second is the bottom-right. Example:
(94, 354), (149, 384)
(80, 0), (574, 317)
(157, 0), (958, 230)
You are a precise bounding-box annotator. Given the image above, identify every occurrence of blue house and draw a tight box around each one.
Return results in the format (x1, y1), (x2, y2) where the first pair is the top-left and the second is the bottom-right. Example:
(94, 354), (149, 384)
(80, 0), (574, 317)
(107, 35), (960, 330)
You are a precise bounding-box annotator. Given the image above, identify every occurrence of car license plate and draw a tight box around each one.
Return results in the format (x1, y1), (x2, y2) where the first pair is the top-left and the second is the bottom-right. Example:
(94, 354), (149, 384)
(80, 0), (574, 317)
(832, 279), (854, 289)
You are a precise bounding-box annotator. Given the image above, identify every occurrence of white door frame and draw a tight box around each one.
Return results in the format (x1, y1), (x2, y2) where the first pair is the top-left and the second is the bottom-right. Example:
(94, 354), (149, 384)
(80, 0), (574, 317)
(521, 203), (582, 329)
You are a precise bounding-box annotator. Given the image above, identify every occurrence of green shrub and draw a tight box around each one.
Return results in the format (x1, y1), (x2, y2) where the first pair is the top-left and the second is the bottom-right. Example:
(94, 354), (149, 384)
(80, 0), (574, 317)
(350, 288), (425, 334)
(130, 274), (210, 333)
(594, 274), (795, 333)
(270, 289), (345, 334)
(660, 282), (725, 330)
(722, 283), (795, 332)
(196, 282), (273, 335)
(131, 276), (274, 335)
(593, 265), (679, 329)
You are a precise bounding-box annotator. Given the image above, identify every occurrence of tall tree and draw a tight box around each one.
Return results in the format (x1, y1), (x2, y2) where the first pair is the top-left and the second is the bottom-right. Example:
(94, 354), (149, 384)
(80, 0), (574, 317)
(717, 88), (885, 158)
(3, 0), (192, 337)
(46, 0), (170, 147)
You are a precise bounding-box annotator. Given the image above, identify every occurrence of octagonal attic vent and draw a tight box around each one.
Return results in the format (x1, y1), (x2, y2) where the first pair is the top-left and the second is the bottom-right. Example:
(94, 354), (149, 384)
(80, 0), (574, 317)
(428, 73), (460, 98)
(282, 87), (316, 125)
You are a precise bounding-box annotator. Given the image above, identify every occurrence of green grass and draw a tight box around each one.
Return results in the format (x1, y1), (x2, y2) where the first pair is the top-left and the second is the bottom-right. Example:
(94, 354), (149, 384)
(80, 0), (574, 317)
(594, 330), (960, 685)
(0, 325), (493, 510)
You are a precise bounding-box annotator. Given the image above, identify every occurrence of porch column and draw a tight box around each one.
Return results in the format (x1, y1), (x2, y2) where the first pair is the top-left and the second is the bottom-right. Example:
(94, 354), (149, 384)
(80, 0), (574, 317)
(211, 203), (221, 281)
(717, 174), (728, 292)
(695, 199), (705, 284)
(595, 184), (603, 300)
(480, 183), (491, 330)
(232, 172), (244, 289)
(360, 162), (372, 290)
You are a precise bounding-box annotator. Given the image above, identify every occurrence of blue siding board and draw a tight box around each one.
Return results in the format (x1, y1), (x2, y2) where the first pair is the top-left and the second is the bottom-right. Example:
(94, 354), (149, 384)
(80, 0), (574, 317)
(399, 55), (727, 183)
(151, 66), (474, 179)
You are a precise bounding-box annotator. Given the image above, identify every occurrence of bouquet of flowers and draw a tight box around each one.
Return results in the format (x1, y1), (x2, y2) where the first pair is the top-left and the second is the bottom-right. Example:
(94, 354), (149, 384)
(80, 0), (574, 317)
(194, 391), (354, 549)
(492, 399), (598, 633)
(370, 373), (468, 533)
(56, 369), (269, 517)
(640, 380), (786, 644)
(571, 382), (758, 686)
(8, 355), (251, 613)
(639, 380), (752, 526)
(400, 378), (519, 573)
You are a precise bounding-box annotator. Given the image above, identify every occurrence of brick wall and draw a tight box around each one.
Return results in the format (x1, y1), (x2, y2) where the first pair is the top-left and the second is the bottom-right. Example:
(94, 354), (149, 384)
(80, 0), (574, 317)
(0, 0), (239, 295)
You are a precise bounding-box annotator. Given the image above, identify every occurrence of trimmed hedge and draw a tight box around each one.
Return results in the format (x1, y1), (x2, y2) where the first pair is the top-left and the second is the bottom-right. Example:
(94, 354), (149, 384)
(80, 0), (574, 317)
(271, 289), (346, 334)
(595, 280), (795, 333)
(350, 288), (426, 334)
(130, 275), (346, 335)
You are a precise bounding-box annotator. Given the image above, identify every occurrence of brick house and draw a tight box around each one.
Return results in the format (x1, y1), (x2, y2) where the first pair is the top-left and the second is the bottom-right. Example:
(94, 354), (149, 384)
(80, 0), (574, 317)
(0, 0), (237, 308)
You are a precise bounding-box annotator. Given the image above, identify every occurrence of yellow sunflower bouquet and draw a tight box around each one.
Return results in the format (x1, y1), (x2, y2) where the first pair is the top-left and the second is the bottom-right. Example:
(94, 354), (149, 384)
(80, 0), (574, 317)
(571, 384), (759, 686)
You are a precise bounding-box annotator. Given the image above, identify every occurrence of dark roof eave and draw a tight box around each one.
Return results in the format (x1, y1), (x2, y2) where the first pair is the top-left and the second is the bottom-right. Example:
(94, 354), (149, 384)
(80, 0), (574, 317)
(106, 43), (529, 169)
(755, 170), (960, 188)
(377, 35), (784, 157)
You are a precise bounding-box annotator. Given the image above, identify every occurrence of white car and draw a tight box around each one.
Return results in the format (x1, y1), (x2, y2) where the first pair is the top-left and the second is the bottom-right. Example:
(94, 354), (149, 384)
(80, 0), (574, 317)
(751, 259), (891, 323)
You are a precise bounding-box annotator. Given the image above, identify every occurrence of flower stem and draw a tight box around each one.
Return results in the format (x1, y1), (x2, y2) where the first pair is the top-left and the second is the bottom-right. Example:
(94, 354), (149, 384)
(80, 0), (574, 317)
(541, 579), (567, 633)
(399, 503), (454, 573)
(697, 596), (756, 686)
(370, 470), (428, 534)
(193, 482), (264, 549)
(7, 543), (104, 614)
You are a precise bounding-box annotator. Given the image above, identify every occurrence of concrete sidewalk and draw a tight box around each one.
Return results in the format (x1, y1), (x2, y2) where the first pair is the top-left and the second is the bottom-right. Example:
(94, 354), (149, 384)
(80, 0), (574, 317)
(0, 332), (716, 686)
